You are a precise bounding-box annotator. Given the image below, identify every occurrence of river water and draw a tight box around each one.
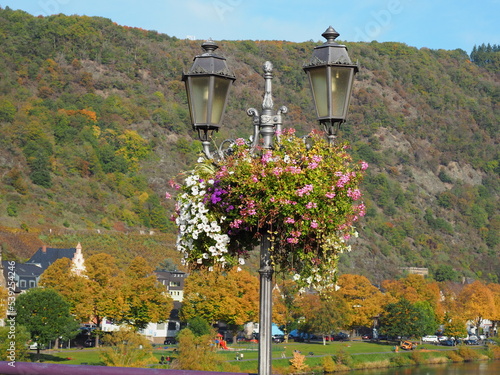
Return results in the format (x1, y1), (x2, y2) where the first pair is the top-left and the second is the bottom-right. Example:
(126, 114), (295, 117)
(347, 361), (499, 375)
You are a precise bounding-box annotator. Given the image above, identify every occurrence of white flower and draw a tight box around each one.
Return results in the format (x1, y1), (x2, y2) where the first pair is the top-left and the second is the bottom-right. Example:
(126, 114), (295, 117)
(293, 274), (300, 281)
(238, 258), (245, 265)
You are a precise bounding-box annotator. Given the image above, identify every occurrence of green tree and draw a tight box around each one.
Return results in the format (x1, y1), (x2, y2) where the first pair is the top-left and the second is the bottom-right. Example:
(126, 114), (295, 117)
(14, 288), (77, 356)
(434, 264), (458, 282)
(378, 298), (436, 341)
(186, 316), (213, 337)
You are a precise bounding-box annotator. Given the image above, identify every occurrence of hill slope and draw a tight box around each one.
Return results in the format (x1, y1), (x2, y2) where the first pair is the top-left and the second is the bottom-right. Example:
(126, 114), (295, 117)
(0, 8), (498, 283)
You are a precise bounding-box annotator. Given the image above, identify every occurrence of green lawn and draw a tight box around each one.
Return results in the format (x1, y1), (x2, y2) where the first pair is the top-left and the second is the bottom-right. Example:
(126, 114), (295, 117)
(34, 340), (488, 373)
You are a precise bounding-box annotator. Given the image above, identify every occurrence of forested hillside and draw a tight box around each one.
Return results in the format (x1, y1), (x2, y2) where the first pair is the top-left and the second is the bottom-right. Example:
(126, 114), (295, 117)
(0, 7), (498, 284)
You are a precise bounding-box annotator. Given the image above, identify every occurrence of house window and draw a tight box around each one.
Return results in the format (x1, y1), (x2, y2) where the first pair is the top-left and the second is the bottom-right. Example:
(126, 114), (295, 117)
(20, 280), (26, 288)
(169, 281), (181, 287)
(29, 280), (36, 288)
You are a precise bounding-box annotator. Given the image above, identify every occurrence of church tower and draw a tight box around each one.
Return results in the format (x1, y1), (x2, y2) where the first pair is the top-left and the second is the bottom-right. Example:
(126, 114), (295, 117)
(71, 242), (86, 276)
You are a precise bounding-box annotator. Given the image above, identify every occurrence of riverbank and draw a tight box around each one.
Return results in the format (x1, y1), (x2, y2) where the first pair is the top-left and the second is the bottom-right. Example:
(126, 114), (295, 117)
(32, 340), (500, 374)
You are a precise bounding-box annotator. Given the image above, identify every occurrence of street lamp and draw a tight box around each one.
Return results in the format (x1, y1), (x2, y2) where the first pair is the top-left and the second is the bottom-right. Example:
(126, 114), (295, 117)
(303, 26), (359, 144)
(183, 27), (357, 375)
(182, 39), (236, 158)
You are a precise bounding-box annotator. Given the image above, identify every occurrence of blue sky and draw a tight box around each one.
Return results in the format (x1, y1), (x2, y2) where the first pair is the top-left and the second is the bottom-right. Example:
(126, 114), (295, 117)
(1, 0), (499, 53)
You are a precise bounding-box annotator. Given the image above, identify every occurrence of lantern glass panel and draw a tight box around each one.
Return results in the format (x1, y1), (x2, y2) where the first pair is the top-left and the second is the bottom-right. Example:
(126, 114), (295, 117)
(308, 67), (328, 118)
(211, 76), (232, 124)
(188, 76), (210, 125)
(329, 66), (352, 118)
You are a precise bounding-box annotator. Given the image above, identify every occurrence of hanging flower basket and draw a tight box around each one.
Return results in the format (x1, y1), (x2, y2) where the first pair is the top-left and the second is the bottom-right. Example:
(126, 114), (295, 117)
(171, 128), (367, 290)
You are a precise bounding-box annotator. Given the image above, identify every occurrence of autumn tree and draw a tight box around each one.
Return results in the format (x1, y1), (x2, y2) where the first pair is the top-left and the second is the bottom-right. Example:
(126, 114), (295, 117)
(442, 313), (468, 340)
(456, 280), (496, 335)
(336, 274), (385, 334)
(181, 269), (259, 342)
(273, 278), (300, 341)
(487, 283), (500, 335)
(39, 257), (93, 321)
(296, 291), (351, 345)
(120, 256), (173, 330)
(382, 274), (444, 321)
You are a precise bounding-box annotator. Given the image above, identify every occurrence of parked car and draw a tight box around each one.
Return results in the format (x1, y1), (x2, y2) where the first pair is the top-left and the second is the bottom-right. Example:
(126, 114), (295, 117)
(272, 334), (285, 343)
(28, 342), (45, 350)
(464, 339), (480, 345)
(400, 341), (416, 350)
(440, 339), (455, 346)
(84, 338), (101, 347)
(164, 337), (177, 345)
(333, 332), (350, 341)
(422, 335), (439, 343)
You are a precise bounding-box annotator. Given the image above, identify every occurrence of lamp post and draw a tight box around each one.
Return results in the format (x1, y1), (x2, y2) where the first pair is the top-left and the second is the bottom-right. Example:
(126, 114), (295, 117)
(183, 27), (357, 375)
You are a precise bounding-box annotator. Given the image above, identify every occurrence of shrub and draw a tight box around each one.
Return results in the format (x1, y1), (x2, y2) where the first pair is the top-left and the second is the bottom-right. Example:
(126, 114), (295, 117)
(447, 350), (463, 363)
(321, 355), (335, 373)
(289, 351), (309, 373)
(410, 350), (424, 364)
(486, 345), (500, 360)
(457, 346), (480, 362)
(334, 348), (354, 368)
(390, 355), (412, 367)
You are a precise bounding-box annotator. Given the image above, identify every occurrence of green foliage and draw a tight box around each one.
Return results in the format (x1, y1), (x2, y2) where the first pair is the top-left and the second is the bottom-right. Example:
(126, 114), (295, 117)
(434, 264), (459, 282)
(14, 288), (78, 349)
(186, 316), (214, 337)
(0, 325), (30, 362)
(379, 298), (437, 339)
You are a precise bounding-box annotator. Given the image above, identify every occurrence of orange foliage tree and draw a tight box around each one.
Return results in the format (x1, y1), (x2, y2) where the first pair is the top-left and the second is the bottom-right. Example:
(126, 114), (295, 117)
(336, 274), (386, 333)
(456, 280), (496, 334)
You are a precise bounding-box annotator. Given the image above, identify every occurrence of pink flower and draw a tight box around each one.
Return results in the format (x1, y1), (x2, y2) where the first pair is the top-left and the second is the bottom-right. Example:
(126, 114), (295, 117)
(165, 192), (172, 199)
(296, 184), (313, 197)
(306, 202), (317, 209)
(325, 192), (336, 199)
(285, 166), (302, 174)
(273, 167), (283, 176)
(347, 188), (362, 200)
(168, 180), (181, 190)
(252, 175), (259, 183)
(291, 230), (301, 237)
(310, 221), (318, 228)
(336, 174), (350, 188)
(230, 219), (244, 228)
(308, 162), (318, 169)
(287, 237), (298, 244)
(235, 138), (245, 146)
(361, 161), (369, 170)
(285, 217), (295, 224)
(312, 155), (323, 163)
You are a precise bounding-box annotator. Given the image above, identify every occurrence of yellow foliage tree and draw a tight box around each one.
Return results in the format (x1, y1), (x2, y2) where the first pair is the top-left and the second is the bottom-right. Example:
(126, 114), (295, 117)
(337, 274), (386, 331)
(181, 268), (259, 342)
(457, 280), (496, 334)
(382, 274), (444, 321)
(100, 327), (155, 367)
